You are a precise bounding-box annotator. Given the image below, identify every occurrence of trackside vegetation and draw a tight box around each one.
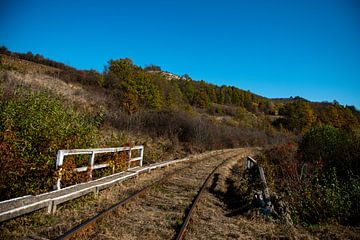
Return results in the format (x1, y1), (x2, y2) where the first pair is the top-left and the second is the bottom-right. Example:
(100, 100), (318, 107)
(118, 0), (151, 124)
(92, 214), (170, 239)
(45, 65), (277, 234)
(258, 126), (360, 225)
(0, 86), (99, 199)
(0, 47), (360, 231)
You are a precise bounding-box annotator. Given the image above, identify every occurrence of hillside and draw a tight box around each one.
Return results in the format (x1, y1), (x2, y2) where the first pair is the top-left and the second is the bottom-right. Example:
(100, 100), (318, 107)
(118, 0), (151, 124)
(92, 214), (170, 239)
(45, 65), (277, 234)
(1, 47), (359, 130)
(0, 49), (292, 199)
(1, 47), (360, 239)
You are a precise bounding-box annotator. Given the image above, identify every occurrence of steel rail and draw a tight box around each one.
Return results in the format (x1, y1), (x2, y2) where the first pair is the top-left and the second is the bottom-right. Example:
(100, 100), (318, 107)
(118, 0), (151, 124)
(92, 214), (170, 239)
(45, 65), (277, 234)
(175, 155), (233, 240)
(54, 151), (229, 240)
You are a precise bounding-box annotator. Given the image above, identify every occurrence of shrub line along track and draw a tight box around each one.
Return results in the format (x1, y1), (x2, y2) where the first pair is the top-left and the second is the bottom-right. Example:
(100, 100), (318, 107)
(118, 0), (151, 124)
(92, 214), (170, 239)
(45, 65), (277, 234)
(55, 150), (239, 240)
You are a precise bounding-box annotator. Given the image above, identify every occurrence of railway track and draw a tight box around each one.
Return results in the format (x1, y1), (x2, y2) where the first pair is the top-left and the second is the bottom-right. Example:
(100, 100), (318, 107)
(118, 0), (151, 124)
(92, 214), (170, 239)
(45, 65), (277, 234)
(55, 162), (203, 240)
(175, 156), (232, 240)
(54, 149), (250, 240)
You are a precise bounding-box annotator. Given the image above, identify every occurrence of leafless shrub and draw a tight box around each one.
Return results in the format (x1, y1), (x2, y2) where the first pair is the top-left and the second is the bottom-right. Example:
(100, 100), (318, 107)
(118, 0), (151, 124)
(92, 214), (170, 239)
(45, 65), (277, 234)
(106, 109), (292, 151)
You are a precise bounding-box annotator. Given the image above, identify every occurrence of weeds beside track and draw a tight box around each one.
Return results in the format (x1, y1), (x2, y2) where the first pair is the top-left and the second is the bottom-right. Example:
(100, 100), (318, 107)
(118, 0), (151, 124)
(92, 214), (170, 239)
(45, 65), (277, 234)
(55, 149), (250, 239)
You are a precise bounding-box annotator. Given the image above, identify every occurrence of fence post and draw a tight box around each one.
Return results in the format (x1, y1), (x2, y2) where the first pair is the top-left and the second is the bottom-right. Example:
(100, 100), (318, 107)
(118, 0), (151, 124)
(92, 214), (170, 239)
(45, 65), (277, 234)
(128, 148), (132, 169)
(258, 166), (270, 199)
(246, 156), (257, 170)
(89, 151), (95, 180)
(56, 150), (64, 190)
(140, 146), (144, 167)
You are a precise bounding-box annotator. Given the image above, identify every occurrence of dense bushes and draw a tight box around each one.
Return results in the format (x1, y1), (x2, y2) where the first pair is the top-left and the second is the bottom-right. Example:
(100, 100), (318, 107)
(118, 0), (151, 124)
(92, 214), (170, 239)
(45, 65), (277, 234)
(0, 85), (99, 200)
(276, 101), (360, 133)
(259, 125), (360, 225)
(300, 125), (360, 177)
(275, 100), (316, 133)
(107, 109), (291, 151)
(294, 169), (360, 225)
(0, 79), (287, 200)
(2, 46), (359, 219)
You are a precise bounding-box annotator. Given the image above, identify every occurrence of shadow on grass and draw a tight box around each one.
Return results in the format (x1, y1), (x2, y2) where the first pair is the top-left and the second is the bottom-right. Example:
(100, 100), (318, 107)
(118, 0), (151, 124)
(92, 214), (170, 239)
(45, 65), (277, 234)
(209, 164), (252, 217)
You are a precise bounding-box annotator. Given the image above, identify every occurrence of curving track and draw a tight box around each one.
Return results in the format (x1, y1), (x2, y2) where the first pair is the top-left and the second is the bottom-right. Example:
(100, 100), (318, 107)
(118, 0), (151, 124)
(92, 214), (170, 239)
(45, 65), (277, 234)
(54, 148), (253, 240)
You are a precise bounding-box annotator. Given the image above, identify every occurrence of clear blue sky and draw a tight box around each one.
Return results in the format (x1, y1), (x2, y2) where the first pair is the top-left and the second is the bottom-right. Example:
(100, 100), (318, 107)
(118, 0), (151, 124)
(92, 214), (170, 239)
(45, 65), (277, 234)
(1, 0), (360, 108)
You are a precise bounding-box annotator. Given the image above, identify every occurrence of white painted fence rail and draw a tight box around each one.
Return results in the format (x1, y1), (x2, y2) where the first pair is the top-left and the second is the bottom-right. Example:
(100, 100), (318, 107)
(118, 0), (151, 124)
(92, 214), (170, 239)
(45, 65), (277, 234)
(0, 148), (233, 223)
(56, 146), (144, 190)
(0, 156), (191, 222)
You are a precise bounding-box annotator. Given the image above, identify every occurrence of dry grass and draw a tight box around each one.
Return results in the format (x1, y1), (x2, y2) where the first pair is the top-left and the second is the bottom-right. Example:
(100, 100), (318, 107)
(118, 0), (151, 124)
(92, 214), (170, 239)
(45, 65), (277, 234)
(0, 54), (61, 75)
(0, 159), (188, 239)
(2, 147), (356, 239)
(1, 71), (109, 112)
(73, 149), (250, 239)
(306, 224), (360, 240)
(185, 156), (360, 240)
(0, 149), (239, 239)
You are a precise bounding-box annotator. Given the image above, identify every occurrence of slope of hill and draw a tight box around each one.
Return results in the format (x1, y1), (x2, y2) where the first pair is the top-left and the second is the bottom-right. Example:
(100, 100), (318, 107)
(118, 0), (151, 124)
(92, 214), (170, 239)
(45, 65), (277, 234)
(1, 47), (360, 238)
(0, 50), (293, 200)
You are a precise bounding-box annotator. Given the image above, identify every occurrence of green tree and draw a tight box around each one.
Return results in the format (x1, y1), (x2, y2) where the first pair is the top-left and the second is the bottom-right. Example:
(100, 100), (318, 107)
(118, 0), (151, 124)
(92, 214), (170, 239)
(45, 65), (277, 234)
(182, 73), (191, 79)
(105, 59), (161, 112)
(104, 58), (139, 88)
(278, 100), (316, 133)
(132, 72), (161, 109)
(216, 87), (225, 104)
(179, 81), (196, 104)
(144, 64), (161, 71)
(193, 90), (210, 108)
(300, 125), (343, 165)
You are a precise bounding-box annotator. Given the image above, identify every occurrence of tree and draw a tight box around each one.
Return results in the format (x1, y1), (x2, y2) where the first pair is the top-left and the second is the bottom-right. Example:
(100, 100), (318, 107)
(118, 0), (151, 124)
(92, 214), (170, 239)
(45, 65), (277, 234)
(182, 73), (191, 80)
(278, 100), (316, 133)
(259, 101), (275, 115)
(132, 72), (161, 110)
(144, 64), (161, 72)
(107, 58), (138, 83)
(314, 104), (359, 129)
(163, 81), (185, 108)
(179, 81), (196, 104)
(216, 87), (225, 104)
(193, 90), (209, 108)
(0, 46), (10, 55)
(105, 59), (162, 112)
(122, 91), (139, 114)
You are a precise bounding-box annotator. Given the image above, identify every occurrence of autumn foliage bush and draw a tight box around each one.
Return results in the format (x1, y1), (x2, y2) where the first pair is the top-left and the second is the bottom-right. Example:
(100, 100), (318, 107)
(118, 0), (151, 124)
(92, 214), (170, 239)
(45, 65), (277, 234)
(299, 125), (360, 177)
(275, 100), (360, 134)
(0, 84), (99, 200)
(259, 126), (360, 226)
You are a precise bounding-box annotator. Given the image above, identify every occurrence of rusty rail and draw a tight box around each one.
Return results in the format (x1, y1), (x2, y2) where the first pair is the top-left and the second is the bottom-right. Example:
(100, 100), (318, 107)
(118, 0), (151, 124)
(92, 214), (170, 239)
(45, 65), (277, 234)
(55, 151), (232, 240)
(175, 156), (232, 240)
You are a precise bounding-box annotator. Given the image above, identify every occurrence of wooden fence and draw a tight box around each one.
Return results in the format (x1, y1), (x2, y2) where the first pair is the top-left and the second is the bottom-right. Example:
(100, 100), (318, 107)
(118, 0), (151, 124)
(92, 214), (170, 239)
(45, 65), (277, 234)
(55, 146), (144, 190)
(245, 156), (270, 199)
